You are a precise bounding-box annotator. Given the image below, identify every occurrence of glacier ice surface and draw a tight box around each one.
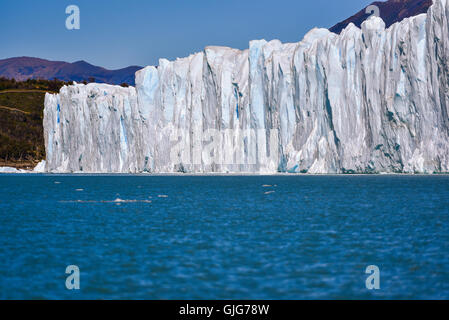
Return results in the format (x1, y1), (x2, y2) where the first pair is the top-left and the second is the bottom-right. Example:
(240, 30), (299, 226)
(44, 0), (449, 174)
(33, 161), (46, 173)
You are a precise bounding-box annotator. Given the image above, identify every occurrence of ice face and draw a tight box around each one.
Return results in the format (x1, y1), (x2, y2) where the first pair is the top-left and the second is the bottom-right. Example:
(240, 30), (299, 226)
(44, 0), (449, 173)
(44, 83), (141, 173)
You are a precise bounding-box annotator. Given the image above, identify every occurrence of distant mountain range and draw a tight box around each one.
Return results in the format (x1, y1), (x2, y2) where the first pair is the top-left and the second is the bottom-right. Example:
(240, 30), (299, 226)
(0, 57), (142, 86)
(330, 0), (432, 34)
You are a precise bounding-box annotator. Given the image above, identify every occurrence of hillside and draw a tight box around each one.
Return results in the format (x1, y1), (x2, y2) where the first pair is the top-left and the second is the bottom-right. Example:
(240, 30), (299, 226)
(330, 0), (432, 34)
(0, 57), (142, 86)
(0, 78), (71, 169)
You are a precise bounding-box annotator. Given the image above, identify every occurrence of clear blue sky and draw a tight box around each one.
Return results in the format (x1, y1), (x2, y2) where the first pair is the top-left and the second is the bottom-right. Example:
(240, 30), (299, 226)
(0, 0), (373, 70)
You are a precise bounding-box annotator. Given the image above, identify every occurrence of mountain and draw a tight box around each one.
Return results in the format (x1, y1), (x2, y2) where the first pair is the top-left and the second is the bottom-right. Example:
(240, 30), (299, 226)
(43, 0), (449, 174)
(0, 57), (142, 86)
(330, 0), (432, 34)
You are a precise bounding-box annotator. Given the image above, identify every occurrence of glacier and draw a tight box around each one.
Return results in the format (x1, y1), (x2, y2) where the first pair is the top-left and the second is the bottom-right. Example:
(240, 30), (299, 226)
(44, 0), (449, 174)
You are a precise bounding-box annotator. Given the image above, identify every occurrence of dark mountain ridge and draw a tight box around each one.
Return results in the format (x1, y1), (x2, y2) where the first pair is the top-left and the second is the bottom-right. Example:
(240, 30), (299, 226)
(330, 0), (433, 34)
(0, 57), (141, 86)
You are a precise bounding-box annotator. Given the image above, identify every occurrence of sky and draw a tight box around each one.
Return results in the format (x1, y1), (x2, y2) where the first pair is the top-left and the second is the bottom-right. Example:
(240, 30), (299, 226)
(0, 0), (374, 70)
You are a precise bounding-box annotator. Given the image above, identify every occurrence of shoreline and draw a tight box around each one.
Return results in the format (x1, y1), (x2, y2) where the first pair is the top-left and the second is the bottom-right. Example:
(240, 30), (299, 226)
(0, 161), (40, 170)
(1, 171), (449, 176)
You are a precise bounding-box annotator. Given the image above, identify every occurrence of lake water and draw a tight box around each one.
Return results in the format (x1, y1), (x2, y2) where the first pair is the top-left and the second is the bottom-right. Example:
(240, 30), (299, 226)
(0, 174), (448, 299)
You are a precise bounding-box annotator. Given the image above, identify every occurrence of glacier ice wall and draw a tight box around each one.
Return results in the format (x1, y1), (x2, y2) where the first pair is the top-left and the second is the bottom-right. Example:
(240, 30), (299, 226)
(44, 84), (142, 172)
(44, 0), (449, 173)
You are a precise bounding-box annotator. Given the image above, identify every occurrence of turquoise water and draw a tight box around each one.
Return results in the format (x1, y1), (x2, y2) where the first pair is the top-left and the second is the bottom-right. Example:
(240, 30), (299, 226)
(0, 175), (448, 299)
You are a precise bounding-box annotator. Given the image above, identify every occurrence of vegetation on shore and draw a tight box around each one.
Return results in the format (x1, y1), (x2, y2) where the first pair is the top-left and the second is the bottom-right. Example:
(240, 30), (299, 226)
(0, 78), (71, 169)
(0, 77), (131, 169)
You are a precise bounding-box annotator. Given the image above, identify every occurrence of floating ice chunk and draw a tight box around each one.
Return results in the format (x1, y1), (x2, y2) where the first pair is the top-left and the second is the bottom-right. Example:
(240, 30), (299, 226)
(0, 167), (20, 173)
(60, 199), (152, 204)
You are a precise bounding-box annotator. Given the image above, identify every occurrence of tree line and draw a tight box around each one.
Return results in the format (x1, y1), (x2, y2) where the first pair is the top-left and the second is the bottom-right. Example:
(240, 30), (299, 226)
(0, 77), (73, 92)
(0, 77), (129, 92)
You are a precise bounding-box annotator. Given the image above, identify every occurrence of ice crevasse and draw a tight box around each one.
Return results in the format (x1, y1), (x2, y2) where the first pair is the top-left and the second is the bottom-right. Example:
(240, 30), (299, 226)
(44, 0), (449, 173)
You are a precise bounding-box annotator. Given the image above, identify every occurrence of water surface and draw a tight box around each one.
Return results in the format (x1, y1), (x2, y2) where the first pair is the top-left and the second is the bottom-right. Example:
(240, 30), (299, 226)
(0, 175), (448, 299)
